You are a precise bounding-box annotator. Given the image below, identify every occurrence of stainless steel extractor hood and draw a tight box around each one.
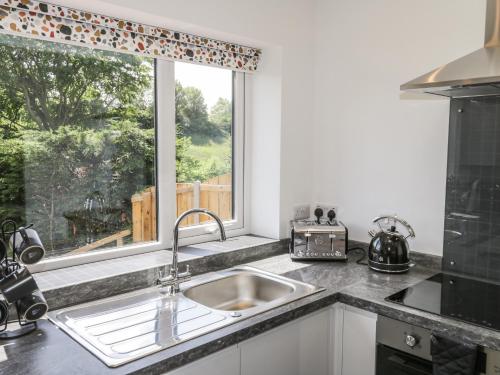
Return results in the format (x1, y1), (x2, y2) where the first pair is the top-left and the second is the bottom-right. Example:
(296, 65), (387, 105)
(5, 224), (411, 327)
(401, 0), (500, 98)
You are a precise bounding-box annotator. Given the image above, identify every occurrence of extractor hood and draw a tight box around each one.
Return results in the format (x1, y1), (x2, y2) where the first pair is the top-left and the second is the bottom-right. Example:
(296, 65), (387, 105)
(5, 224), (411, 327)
(401, 0), (500, 98)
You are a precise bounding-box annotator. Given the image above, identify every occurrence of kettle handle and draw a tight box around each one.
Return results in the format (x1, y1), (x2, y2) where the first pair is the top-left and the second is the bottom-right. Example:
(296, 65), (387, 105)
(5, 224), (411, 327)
(372, 215), (416, 239)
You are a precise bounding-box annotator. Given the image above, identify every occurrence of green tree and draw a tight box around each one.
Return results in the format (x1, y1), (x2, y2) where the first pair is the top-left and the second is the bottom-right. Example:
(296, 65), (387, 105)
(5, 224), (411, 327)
(20, 127), (100, 250)
(175, 84), (230, 184)
(0, 34), (155, 252)
(176, 134), (205, 182)
(6, 123), (155, 251)
(0, 85), (24, 137)
(0, 137), (25, 222)
(209, 98), (232, 135)
(175, 81), (223, 143)
(0, 34), (152, 132)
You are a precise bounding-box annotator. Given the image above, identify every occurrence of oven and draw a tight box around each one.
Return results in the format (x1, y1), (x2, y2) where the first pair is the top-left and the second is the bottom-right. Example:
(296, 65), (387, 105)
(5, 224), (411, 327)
(376, 342), (432, 375)
(376, 316), (499, 375)
(376, 316), (433, 375)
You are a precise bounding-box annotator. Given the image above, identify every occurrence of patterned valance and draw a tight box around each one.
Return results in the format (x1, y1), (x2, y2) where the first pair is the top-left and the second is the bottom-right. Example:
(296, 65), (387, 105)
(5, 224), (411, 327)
(0, 0), (261, 72)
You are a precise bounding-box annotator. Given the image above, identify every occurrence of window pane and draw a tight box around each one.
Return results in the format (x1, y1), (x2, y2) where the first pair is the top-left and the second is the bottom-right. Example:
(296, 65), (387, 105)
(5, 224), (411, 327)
(0, 34), (157, 258)
(175, 62), (233, 227)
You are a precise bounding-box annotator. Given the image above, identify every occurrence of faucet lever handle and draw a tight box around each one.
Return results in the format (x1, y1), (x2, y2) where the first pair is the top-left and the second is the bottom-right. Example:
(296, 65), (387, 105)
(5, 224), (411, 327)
(157, 267), (167, 279)
(179, 264), (191, 277)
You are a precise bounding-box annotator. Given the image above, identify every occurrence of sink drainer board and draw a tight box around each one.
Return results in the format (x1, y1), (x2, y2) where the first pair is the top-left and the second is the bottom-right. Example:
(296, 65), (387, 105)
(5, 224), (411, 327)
(50, 291), (228, 367)
(48, 266), (324, 367)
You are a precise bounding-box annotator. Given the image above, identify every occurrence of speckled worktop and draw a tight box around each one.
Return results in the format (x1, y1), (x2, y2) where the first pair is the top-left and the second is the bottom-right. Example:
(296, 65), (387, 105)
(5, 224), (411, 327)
(1, 252), (500, 375)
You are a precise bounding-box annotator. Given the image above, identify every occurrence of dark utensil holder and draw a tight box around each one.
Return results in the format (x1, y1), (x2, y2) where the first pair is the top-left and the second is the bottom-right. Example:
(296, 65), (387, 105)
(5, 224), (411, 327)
(0, 220), (39, 339)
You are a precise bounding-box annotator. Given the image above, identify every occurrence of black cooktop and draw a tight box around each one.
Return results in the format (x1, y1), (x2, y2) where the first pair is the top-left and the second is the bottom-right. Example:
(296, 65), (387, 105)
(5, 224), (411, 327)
(386, 273), (500, 331)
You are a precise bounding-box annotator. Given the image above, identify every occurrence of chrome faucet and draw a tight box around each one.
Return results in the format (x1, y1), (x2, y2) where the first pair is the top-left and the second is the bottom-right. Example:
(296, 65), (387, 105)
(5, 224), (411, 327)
(157, 208), (227, 294)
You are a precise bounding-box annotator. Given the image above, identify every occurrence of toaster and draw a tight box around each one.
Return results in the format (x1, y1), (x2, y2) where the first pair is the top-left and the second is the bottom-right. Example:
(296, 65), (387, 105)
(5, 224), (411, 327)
(289, 219), (348, 261)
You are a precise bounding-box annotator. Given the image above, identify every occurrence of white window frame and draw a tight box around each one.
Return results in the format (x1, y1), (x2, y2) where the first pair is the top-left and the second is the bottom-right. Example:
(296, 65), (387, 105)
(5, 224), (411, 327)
(28, 59), (249, 273)
(176, 67), (247, 244)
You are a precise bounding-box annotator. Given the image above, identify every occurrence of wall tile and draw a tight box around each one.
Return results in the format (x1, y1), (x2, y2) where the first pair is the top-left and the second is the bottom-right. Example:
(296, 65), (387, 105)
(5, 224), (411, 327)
(444, 96), (500, 282)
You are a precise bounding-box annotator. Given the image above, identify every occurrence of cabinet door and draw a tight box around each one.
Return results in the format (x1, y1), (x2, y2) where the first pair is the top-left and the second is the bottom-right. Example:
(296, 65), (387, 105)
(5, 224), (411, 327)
(339, 305), (377, 375)
(240, 308), (330, 375)
(164, 345), (240, 375)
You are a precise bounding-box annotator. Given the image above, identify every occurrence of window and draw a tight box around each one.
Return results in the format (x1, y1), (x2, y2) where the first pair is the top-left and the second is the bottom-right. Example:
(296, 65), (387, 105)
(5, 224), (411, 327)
(175, 62), (233, 228)
(0, 34), (156, 260)
(0, 34), (246, 269)
(174, 62), (245, 238)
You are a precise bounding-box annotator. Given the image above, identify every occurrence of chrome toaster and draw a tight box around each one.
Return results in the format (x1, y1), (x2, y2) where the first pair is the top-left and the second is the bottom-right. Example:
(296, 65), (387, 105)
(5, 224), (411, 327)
(290, 219), (348, 261)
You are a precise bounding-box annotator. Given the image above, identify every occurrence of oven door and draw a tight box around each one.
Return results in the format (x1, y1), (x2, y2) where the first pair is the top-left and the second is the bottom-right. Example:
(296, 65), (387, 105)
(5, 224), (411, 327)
(376, 344), (433, 375)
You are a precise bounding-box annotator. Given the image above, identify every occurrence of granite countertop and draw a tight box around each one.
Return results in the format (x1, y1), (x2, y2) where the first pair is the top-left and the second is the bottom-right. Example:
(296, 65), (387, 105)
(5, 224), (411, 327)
(1, 252), (500, 374)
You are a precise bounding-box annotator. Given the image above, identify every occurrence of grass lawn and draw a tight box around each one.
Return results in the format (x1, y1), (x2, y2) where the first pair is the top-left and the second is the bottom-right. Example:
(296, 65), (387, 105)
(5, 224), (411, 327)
(188, 137), (231, 174)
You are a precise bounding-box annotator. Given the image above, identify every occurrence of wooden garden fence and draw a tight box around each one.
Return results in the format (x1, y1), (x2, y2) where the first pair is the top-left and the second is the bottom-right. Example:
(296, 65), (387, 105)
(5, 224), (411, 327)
(68, 174), (231, 253)
(131, 173), (232, 242)
(131, 186), (157, 243)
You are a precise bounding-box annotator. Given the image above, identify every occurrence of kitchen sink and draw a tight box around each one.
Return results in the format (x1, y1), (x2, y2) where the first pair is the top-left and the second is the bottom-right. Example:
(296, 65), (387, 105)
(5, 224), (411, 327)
(183, 271), (295, 311)
(48, 266), (323, 367)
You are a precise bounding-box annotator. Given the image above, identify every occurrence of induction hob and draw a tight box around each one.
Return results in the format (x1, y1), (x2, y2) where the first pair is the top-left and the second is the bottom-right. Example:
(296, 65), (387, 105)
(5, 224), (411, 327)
(386, 273), (500, 331)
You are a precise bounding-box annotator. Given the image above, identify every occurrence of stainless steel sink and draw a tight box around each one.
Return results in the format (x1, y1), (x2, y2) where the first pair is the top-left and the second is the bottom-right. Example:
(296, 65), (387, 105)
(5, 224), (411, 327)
(183, 270), (295, 311)
(48, 266), (323, 367)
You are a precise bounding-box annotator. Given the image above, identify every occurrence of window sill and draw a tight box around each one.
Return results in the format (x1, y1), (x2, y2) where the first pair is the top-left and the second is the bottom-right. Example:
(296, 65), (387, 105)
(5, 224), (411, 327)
(35, 235), (287, 311)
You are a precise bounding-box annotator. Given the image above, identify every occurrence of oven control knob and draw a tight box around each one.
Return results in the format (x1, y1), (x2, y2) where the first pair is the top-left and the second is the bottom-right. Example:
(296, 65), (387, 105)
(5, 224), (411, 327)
(405, 334), (418, 348)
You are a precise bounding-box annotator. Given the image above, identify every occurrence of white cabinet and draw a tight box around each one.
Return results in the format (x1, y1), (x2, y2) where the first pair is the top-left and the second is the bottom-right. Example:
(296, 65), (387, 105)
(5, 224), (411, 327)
(165, 345), (240, 375)
(240, 308), (331, 375)
(164, 303), (377, 375)
(333, 304), (377, 375)
(164, 309), (330, 375)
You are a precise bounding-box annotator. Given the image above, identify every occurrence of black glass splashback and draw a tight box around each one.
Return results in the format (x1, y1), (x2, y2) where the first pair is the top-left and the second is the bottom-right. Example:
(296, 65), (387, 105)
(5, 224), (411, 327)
(444, 97), (500, 281)
(386, 273), (500, 331)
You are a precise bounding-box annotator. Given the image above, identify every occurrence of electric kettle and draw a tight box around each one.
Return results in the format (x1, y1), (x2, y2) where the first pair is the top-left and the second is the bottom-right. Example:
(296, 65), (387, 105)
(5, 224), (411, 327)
(368, 216), (415, 273)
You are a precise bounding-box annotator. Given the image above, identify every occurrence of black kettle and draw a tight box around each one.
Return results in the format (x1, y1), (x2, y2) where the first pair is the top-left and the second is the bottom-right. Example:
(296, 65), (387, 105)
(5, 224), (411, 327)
(368, 216), (415, 273)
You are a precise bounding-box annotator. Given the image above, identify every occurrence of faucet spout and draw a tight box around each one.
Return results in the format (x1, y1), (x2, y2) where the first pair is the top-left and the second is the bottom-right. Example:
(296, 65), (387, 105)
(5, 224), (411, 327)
(158, 209), (227, 294)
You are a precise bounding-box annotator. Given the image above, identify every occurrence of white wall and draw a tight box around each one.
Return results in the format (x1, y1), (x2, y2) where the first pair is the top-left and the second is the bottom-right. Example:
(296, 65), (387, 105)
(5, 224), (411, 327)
(248, 46), (283, 238)
(312, 0), (486, 255)
(51, 0), (315, 239)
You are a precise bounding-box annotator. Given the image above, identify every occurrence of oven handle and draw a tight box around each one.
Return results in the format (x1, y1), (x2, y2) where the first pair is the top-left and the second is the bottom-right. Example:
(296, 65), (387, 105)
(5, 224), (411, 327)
(386, 353), (432, 375)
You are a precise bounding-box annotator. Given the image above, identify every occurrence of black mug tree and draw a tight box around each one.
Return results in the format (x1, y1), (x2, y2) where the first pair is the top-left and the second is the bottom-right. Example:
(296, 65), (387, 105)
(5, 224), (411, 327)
(0, 219), (48, 339)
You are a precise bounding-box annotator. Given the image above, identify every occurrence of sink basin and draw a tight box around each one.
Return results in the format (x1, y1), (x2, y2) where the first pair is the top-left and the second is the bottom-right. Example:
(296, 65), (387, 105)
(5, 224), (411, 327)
(183, 271), (295, 311)
(48, 266), (323, 367)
